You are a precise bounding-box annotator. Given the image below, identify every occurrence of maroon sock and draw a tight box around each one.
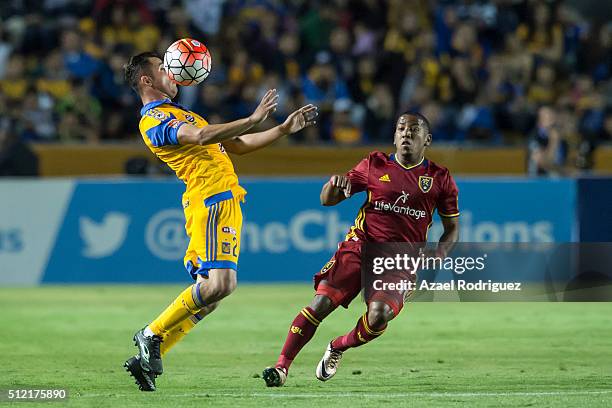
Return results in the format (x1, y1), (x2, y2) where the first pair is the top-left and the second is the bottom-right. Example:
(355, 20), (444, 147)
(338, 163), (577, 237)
(331, 313), (386, 351)
(276, 307), (321, 371)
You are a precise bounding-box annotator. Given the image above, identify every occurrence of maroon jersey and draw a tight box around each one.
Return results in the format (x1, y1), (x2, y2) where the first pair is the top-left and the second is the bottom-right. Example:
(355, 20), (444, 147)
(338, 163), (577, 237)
(345, 151), (459, 243)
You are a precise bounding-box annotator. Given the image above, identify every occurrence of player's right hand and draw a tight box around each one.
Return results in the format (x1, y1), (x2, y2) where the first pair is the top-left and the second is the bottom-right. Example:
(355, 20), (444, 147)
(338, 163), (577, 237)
(249, 89), (279, 125)
(329, 175), (352, 198)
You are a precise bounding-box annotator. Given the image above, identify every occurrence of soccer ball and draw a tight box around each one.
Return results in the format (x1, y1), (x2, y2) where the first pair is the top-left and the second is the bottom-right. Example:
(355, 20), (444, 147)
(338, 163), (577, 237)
(163, 38), (212, 86)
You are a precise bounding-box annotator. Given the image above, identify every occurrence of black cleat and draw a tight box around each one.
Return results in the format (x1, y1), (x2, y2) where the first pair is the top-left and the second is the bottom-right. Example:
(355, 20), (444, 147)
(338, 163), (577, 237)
(262, 367), (287, 387)
(133, 329), (163, 375)
(124, 356), (156, 391)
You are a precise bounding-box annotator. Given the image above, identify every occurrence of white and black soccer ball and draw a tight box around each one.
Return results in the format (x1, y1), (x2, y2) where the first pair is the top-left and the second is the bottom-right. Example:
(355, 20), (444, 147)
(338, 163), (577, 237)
(163, 38), (212, 86)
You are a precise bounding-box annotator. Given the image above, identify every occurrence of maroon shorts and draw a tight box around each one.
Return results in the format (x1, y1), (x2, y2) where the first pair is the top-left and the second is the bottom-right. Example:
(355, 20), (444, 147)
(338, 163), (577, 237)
(313, 241), (407, 315)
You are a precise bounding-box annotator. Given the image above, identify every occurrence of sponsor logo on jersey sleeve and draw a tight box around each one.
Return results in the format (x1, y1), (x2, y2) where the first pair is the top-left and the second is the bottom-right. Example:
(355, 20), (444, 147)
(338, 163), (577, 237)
(146, 109), (169, 121)
(168, 119), (182, 129)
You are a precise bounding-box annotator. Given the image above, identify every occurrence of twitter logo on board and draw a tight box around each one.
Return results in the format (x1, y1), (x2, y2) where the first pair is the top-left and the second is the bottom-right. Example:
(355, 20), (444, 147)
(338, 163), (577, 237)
(80, 212), (130, 258)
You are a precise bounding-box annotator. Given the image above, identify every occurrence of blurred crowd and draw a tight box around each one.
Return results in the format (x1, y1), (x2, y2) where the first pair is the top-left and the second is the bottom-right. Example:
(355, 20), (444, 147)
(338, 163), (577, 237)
(0, 0), (611, 175)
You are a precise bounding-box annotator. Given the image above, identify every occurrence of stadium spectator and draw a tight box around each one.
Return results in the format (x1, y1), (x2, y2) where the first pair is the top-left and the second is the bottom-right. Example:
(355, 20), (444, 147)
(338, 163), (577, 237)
(0, 55), (28, 102)
(331, 98), (362, 144)
(363, 84), (395, 142)
(0, 118), (39, 176)
(0, 0), (608, 174)
(56, 79), (102, 128)
(0, 26), (12, 78)
(20, 88), (56, 141)
(603, 110), (612, 141)
(37, 50), (72, 100)
(57, 108), (98, 143)
(61, 30), (100, 79)
(302, 51), (350, 140)
(528, 106), (568, 176)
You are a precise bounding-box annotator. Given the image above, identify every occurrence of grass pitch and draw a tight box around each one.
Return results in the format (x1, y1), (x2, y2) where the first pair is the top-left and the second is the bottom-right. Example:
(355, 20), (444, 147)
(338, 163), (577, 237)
(1, 284), (611, 407)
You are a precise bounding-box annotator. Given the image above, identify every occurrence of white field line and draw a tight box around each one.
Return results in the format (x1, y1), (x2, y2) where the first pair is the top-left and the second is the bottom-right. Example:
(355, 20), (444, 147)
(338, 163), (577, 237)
(76, 390), (612, 399)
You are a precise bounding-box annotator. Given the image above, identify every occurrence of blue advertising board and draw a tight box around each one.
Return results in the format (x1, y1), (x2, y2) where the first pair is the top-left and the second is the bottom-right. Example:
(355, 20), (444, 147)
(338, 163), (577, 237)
(577, 178), (612, 242)
(26, 177), (575, 284)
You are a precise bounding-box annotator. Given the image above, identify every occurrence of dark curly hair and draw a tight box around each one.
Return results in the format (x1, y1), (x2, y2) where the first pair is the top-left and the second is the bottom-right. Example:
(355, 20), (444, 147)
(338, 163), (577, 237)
(401, 111), (431, 133)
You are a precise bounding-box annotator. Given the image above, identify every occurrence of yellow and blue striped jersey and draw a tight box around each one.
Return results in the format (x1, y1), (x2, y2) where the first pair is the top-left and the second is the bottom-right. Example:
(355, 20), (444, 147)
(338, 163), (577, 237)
(139, 98), (246, 203)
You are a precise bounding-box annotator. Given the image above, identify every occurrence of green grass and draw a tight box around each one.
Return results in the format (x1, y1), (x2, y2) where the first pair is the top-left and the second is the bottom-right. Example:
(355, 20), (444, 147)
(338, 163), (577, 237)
(0, 284), (611, 407)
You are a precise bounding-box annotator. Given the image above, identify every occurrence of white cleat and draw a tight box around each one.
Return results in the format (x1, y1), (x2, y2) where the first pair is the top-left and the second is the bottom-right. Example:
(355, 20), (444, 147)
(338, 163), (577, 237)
(316, 342), (343, 381)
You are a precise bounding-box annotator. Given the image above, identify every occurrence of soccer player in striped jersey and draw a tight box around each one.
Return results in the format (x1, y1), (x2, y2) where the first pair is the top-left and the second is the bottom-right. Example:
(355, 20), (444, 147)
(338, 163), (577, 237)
(122, 52), (317, 391)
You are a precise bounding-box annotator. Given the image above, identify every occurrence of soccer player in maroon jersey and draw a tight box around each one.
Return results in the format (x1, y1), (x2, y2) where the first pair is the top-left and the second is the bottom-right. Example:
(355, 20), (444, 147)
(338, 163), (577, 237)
(262, 112), (460, 386)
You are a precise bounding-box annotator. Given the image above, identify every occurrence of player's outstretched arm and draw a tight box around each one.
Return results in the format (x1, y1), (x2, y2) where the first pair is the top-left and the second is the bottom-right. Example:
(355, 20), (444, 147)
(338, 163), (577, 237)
(177, 89), (279, 146)
(320, 175), (351, 206)
(222, 104), (318, 155)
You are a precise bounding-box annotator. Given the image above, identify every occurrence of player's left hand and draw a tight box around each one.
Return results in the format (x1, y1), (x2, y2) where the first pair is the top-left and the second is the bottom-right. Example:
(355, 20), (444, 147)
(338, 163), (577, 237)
(280, 104), (318, 134)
